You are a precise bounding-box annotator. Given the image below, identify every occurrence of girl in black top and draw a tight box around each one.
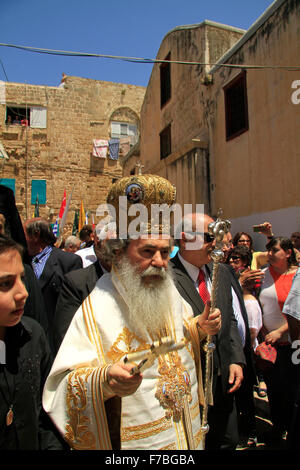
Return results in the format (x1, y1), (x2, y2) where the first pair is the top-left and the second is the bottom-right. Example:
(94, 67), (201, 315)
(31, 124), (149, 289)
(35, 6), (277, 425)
(0, 235), (62, 450)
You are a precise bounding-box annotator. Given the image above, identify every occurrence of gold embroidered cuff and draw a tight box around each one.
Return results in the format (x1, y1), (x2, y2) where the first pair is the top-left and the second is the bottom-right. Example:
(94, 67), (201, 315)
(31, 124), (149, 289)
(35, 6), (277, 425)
(102, 364), (116, 401)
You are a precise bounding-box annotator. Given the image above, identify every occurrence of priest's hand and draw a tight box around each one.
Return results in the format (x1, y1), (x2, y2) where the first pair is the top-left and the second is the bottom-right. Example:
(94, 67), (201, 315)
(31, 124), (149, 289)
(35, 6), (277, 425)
(197, 300), (221, 335)
(106, 362), (143, 397)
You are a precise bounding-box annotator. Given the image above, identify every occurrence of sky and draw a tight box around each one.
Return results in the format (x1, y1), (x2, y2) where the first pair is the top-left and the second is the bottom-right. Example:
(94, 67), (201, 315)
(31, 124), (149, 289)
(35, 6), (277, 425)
(0, 0), (275, 88)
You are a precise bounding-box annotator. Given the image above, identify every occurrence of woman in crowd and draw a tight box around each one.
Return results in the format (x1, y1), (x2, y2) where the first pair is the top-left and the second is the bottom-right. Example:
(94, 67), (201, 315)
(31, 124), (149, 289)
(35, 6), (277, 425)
(228, 245), (263, 446)
(0, 235), (62, 449)
(259, 236), (298, 444)
(229, 245), (263, 352)
(233, 222), (273, 270)
(229, 245), (266, 394)
(233, 231), (254, 251)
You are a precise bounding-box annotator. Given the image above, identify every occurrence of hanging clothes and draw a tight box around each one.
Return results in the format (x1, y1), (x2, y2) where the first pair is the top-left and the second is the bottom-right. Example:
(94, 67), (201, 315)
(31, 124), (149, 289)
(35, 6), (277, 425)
(93, 139), (108, 159)
(108, 139), (119, 160)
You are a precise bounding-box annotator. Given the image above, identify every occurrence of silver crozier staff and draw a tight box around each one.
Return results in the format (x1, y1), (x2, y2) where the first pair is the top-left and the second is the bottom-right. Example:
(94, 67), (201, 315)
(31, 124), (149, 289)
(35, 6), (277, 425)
(200, 209), (231, 448)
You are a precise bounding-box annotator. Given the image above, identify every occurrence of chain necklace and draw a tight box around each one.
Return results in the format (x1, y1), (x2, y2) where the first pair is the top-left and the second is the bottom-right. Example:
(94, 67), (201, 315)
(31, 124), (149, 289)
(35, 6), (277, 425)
(0, 365), (15, 426)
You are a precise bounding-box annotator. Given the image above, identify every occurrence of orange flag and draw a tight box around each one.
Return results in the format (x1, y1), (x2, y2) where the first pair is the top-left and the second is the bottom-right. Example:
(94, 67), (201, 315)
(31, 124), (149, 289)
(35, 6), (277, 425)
(78, 200), (85, 232)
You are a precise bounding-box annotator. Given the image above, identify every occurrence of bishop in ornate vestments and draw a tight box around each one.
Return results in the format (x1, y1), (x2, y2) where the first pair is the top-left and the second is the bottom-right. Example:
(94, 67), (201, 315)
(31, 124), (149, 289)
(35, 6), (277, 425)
(42, 174), (221, 450)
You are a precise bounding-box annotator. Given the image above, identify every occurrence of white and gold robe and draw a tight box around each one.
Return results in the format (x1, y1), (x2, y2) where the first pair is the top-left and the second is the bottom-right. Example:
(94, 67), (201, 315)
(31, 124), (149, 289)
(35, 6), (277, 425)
(43, 270), (206, 450)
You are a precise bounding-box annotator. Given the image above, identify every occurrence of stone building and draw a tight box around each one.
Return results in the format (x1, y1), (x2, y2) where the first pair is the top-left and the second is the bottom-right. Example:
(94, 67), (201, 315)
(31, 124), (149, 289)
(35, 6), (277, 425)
(204, 0), (300, 247)
(127, 0), (300, 249)
(123, 19), (246, 209)
(0, 75), (145, 236)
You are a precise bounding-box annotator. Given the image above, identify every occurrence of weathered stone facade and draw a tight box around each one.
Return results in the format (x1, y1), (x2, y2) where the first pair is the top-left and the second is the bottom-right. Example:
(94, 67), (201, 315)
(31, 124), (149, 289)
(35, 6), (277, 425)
(132, 0), (300, 246)
(0, 75), (145, 236)
(206, 0), (300, 242)
(128, 20), (245, 211)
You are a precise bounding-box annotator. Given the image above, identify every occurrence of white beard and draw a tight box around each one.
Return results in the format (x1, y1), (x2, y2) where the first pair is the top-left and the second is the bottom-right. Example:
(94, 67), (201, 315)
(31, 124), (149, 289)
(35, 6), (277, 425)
(116, 256), (175, 341)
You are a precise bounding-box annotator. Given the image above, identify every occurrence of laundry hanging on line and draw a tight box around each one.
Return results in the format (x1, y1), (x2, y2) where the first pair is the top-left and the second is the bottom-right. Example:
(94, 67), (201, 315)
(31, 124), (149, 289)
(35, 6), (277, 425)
(92, 139), (108, 158)
(108, 139), (119, 160)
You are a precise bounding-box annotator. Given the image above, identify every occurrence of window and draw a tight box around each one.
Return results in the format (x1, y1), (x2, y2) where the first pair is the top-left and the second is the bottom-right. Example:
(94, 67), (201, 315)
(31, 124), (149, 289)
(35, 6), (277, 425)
(160, 53), (171, 108)
(5, 106), (47, 128)
(31, 180), (46, 205)
(224, 71), (249, 141)
(160, 125), (171, 160)
(110, 121), (138, 146)
(5, 106), (29, 126)
(30, 107), (47, 128)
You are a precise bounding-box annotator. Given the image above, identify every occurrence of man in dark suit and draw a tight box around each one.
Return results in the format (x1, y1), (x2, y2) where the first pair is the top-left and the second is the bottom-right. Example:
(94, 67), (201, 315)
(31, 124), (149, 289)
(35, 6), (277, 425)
(24, 218), (83, 354)
(23, 263), (49, 336)
(53, 231), (112, 353)
(170, 212), (246, 450)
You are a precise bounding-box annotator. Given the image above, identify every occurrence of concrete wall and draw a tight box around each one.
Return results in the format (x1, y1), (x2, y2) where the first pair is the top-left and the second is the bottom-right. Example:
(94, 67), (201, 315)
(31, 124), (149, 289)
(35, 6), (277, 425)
(231, 205), (300, 252)
(207, 0), (300, 230)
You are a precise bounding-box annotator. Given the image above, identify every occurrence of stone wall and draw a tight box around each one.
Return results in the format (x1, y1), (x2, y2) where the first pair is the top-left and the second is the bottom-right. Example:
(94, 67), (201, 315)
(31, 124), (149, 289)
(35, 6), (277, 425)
(206, 0), (300, 219)
(138, 21), (244, 209)
(0, 76), (145, 236)
(137, 1), (300, 231)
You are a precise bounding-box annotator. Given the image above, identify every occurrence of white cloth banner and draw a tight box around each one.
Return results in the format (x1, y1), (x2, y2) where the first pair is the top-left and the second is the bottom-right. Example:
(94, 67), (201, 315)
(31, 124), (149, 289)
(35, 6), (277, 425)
(93, 139), (108, 158)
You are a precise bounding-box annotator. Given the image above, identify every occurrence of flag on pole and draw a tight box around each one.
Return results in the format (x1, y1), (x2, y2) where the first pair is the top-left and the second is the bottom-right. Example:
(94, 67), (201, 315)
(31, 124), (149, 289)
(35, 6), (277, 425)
(72, 210), (79, 236)
(59, 188), (73, 236)
(78, 200), (85, 233)
(34, 194), (39, 217)
(58, 189), (67, 219)
(52, 219), (59, 237)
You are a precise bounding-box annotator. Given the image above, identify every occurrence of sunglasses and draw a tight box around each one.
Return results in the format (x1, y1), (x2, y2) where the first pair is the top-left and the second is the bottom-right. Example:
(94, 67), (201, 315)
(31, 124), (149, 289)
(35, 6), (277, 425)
(187, 232), (215, 243)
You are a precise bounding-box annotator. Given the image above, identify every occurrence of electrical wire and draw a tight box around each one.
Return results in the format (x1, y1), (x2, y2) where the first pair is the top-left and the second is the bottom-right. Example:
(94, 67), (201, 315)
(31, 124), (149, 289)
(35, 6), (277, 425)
(0, 57), (9, 81)
(0, 42), (300, 71)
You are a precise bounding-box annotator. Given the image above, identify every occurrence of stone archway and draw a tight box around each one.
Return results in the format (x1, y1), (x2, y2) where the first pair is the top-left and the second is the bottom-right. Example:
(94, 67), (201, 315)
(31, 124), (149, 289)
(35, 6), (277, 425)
(109, 107), (140, 130)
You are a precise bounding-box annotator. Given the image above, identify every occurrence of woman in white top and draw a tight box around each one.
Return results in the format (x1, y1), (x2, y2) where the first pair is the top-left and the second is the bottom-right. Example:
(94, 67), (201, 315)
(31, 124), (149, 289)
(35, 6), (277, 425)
(229, 246), (263, 352)
(229, 246), (265, 389)
(259, 236), (298, 444)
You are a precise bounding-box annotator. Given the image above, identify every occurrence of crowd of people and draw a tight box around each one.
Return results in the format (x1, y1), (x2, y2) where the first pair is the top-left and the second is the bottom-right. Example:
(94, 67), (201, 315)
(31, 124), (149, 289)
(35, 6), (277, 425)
(223, 226), (300, 448)
(0, 177), (300, 451)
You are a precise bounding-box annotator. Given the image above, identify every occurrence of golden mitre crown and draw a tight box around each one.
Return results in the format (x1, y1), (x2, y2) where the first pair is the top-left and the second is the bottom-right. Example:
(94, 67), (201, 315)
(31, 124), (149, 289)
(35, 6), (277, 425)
(106, 174), (176, 236)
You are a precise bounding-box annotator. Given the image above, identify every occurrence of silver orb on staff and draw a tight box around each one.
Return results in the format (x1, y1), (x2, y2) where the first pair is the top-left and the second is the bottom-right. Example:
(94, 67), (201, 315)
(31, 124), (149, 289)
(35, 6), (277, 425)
(200, 209), (231, 447)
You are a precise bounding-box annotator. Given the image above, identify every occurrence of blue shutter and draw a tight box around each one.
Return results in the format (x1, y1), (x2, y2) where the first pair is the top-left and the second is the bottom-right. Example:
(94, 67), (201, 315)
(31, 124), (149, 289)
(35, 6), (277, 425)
(31, 180), (46, 204)
(0, 178), (15, 194)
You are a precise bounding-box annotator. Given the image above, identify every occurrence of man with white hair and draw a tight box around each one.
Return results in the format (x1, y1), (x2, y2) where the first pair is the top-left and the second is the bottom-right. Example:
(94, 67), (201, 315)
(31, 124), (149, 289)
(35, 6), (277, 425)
(63, 235), (81, 253)
(43, 174), (221, 450)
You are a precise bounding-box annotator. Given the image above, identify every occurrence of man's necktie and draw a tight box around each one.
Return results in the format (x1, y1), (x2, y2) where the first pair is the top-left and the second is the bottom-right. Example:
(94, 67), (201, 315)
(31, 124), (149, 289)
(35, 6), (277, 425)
(32, 256), (41, 279)
(197, 269), (210, 304)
